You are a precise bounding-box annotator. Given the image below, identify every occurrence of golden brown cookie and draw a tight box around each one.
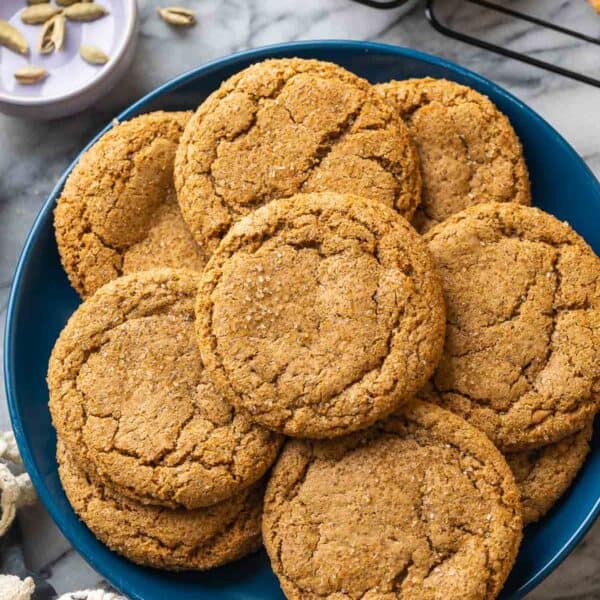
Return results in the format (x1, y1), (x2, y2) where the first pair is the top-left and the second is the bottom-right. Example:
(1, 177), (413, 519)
(263, 400), (522, 600)
(423, 202), (600, 451)
(376, 78), (531, 232)
(48, 268), (282, 509)
(506, 422), (593, 524)
(174, 58), (422, 253)
(57, 442), (263, 570)
(196, 192), (445, 438)
(55, 111), (205, 298)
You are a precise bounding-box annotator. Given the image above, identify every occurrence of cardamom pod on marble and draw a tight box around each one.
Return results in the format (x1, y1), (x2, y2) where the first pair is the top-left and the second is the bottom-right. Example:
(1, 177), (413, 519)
(157, 6), (196, 26)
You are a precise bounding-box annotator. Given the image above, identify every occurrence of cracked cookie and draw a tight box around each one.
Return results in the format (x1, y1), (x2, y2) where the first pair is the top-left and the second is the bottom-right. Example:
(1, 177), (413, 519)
(263, 399), (522, 600)
(506, 422), (593, 524)
(54, 111), (206, 298)
(174, 58), (422, 253)
(376, 78), (531, 233)
(48, 268), (282, 509)
(423, 202), (600, 451)
(195, 192), (446, 438)
(57, 442), (263, 570)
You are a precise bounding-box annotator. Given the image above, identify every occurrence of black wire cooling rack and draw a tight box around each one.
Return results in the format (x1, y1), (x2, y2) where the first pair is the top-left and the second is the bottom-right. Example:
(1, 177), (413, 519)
(350, 0), (600, 88)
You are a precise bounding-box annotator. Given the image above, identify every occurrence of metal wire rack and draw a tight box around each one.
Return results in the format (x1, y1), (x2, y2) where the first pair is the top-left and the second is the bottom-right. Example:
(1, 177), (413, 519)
(350, 0), (600, 88)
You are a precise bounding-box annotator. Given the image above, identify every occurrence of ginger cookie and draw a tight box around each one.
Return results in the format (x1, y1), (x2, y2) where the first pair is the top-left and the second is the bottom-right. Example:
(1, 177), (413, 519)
(54, 111), (205, 298)
(196, 192), (446, 438)
(263, 400), (522, 600)
(424, 202), (600, 451)
(506, 422), (593, 524)
(48, 268), (281, 509)
(57, 442), (263, 570)
(376, 78), (531, 232)
(174, 58), (422, 253)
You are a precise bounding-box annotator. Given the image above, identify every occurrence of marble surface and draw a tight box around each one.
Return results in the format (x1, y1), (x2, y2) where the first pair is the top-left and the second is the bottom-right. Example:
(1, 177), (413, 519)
(1, 0), (599, 597)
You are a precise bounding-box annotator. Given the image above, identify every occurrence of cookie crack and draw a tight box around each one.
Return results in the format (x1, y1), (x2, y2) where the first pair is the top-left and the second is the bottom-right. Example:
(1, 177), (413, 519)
(529, 250), (561, 394)
(271, 447), (315, 589)
(300, 103), (364, 181)
(202, 76), (292, 214)
(400, 87), (473, 121)
(426, 213), (576, 249)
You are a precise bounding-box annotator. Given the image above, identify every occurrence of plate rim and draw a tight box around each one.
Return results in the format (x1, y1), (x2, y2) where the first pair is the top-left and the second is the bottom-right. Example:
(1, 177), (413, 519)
(5, 39), (600, 600)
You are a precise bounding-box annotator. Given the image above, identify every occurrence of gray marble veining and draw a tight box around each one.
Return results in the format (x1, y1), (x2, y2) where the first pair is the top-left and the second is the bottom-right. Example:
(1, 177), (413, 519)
(1, 0), (599, 597)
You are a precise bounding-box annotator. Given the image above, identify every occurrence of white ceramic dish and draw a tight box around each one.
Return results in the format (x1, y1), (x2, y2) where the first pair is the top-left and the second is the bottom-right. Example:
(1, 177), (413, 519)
(0, 0), (137, 119)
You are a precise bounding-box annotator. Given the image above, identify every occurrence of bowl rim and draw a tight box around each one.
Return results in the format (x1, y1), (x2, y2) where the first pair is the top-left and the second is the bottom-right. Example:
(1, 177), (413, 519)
(0, 0), (138, 106)
(4, 39), (600, 600)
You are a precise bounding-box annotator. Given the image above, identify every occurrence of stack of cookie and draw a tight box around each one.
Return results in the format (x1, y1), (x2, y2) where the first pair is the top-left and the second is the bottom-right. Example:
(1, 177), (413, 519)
(47, 58), (599, 599)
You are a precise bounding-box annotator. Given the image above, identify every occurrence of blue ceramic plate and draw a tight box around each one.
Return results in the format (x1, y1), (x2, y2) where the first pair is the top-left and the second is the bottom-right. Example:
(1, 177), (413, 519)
(5, 41), (600, 600)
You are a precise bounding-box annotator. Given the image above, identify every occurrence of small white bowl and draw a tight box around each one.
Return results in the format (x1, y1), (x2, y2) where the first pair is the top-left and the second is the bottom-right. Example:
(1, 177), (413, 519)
(0, 0), (138, 119)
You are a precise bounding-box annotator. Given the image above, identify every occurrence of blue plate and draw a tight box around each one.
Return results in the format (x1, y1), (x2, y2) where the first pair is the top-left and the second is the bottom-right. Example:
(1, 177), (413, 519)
(5, 41), (600, 600)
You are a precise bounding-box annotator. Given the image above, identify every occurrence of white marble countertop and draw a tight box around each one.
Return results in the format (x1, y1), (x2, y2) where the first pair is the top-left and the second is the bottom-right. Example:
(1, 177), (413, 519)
(1, 0), (599, 597)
